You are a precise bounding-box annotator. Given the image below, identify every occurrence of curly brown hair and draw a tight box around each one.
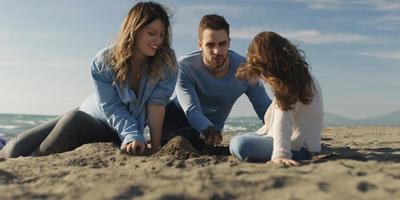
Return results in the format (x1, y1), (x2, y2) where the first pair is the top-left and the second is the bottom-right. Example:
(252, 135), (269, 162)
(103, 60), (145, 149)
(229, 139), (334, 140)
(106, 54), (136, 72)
(109, 1), (176, 86)
(236, 31), (314, 110)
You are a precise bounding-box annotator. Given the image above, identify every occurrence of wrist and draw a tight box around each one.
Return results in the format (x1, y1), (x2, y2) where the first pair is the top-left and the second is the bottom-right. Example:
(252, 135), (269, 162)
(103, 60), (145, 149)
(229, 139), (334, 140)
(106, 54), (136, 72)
(150, 140), (161, 149)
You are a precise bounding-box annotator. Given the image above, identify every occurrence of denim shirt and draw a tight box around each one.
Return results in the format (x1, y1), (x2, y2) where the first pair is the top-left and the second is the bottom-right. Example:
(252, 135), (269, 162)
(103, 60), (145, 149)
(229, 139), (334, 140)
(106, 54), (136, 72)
(79, 48), (177, 147)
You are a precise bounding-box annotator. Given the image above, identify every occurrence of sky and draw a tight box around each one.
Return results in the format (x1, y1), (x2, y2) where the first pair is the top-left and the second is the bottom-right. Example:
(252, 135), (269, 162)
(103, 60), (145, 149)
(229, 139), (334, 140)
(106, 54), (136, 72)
(0, 0), (399, 119)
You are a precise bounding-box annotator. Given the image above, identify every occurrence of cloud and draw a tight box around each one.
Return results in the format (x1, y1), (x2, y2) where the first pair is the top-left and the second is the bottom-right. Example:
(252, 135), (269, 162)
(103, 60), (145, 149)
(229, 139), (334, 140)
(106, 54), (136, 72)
(290, 0), (400, 11)
(380, 14), (400, 22)
(231, 28), (370, 44)
(283, 30), (370, 44)
(289, 0), (400, 30)
(230, 27), (264, 40)
(358, 51), (400, 60)
(174, 3), (264, 16)
(289, 0), (400, 12)
(360, 13), (400, 28)
(170, 3), (268, 54)
(172, 3), (265, 38)
(289, 0), (361, 10)
(373, 1), (400, 11)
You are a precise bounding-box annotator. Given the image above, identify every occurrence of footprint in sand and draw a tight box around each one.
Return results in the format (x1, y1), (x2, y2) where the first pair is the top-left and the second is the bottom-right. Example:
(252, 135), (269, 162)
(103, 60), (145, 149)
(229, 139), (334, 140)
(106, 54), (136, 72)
(357, 181), (377, 192)
(0, 169), (15, 184)
(317, 182), (330, 192)
(272, 177), (287, 188)
(356, 171), (367, 177)
(263, 176), (289, 190)
(113, 185), (143, 199)
(209, 192), (236, 200)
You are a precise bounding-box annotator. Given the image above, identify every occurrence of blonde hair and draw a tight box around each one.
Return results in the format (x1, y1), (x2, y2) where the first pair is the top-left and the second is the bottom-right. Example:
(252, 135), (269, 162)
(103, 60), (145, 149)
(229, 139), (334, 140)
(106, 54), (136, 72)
(109, 1), (176, 86)
(236, 31), (314, 111)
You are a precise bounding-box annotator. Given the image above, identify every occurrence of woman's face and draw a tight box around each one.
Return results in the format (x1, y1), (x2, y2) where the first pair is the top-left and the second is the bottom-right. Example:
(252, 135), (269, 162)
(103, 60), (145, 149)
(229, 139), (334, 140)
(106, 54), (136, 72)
(134, 19), (165, 61)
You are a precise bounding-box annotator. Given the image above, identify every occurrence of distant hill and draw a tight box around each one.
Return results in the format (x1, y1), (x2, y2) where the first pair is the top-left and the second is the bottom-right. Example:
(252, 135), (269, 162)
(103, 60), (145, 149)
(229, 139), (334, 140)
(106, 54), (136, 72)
(324, 111), (400, 127)
(324, 113), (358, 126)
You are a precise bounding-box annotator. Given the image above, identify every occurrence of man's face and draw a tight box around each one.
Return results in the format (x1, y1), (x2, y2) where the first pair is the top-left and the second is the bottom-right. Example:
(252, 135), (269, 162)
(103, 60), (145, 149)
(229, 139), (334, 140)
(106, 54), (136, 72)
(199, 29), (230, 69)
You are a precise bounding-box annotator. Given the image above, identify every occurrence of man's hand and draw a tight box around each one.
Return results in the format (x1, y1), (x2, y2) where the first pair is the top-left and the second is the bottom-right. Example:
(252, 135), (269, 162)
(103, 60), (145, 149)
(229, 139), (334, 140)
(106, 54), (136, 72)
(121, 140), (146, 155)
(267, 157), (300, 166)
(200, 126), (223, 145)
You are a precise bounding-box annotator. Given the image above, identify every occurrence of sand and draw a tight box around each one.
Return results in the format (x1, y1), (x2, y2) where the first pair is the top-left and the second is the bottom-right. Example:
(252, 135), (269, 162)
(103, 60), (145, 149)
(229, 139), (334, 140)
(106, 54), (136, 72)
(0, 127), (399, 200)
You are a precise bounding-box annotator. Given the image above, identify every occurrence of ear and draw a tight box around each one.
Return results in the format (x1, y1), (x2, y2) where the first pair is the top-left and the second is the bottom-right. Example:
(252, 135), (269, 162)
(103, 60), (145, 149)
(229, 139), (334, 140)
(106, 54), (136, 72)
(228, 37), (231, 48)
(198, 39), (202, 50)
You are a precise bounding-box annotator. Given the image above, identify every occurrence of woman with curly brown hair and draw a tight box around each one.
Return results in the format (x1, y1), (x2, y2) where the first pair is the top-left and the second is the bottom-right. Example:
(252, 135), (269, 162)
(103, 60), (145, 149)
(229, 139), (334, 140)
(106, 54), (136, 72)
(229, 32), (323, 166)
(1, 1), (176, 157)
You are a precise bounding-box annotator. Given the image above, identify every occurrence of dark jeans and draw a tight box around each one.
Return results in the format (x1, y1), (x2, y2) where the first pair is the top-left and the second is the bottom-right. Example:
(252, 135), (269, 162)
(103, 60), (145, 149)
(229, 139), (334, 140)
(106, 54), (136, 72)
(0, 109), (121, 158)
(161, 101), (206, 151)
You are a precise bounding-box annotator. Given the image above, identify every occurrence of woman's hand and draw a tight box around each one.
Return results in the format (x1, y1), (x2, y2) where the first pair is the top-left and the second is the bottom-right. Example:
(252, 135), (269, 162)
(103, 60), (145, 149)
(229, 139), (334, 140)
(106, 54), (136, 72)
(121, 140), (146, 155)
(267, 157), (300, 166)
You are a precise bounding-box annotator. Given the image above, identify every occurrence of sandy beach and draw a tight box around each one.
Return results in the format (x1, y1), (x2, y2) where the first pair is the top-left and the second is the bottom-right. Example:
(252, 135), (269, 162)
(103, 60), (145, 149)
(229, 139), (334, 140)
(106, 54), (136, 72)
(0, 126), (399, 200)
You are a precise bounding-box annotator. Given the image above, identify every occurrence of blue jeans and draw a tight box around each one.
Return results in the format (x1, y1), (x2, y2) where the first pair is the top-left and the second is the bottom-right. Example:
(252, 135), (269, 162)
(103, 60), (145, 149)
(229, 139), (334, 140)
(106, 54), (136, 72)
(229, 133), (311, 162)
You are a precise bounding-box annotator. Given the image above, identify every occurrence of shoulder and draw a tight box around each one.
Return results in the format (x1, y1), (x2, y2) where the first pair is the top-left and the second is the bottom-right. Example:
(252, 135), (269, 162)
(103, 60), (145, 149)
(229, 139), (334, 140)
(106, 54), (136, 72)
(177, 51), (204, 75)
(228, 50), (246, 64)
(228, 50), (246, 70)
(91, 47), (113, 72)
(93, 47), (112, 63)
(310, 74), (323, 101)
(178, 51), (202, 66)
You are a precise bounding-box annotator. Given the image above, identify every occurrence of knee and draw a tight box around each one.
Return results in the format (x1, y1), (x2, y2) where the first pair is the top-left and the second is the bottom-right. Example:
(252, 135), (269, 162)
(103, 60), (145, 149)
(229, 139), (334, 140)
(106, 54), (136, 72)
(56, 110), (91, 137)
(0, 138), (27, 158)
(229, 135), (250, 161)
(0, 143), (15, 158)
(63, 110), (90, 124)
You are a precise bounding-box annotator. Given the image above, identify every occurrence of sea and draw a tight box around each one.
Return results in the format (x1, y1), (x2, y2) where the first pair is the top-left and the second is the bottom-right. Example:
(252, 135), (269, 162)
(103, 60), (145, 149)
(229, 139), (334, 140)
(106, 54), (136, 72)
(0, 113), (262, 141)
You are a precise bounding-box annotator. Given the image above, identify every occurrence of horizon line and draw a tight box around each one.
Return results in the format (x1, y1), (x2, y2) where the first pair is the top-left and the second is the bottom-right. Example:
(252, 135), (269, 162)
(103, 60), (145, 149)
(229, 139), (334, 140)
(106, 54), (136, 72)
(1, 110), (399, 120)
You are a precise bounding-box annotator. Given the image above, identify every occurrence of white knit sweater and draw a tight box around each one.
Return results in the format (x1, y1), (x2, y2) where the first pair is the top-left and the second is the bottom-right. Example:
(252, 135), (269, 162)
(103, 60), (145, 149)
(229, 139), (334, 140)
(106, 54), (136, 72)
(257, 76), (323, 159)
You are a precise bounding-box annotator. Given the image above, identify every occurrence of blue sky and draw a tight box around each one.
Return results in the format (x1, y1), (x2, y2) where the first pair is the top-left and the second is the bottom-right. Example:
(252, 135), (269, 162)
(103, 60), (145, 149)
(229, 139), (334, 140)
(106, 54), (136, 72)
(0, 0), (399, 119)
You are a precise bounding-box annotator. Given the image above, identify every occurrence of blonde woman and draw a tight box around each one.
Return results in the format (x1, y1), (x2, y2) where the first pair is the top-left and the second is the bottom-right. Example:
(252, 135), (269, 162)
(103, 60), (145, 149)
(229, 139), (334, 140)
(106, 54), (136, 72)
(1, 2), (176, 157)
(230, 32), (323, 166)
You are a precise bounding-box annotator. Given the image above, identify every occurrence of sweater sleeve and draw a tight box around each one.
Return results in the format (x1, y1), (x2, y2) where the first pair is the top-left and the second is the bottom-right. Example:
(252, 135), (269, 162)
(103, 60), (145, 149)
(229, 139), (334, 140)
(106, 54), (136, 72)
(175, 67), (213, 132)
(271, 107), (295, 159)
(91, 57), (146, 147)
(147, 68), (177, 106)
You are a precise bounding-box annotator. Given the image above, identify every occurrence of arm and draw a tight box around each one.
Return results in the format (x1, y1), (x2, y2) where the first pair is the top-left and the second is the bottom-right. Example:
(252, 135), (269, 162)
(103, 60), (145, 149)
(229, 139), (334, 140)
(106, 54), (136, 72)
(147, 105), (165, 151)
(245, 80), (272, 121)
(91, 56), (146, 148)
(175, 68), (213, 133)
(147, 69), (177, 150)
(268, 107), (298, 166)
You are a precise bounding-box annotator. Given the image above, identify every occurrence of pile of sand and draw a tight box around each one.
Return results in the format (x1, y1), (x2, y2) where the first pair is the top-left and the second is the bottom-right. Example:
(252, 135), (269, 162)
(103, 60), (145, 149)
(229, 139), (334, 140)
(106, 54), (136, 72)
(154, 135), (200, 159)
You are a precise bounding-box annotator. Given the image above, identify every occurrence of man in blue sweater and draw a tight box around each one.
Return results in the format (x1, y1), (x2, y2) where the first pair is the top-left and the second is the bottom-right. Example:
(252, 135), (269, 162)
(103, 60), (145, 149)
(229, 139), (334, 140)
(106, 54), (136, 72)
(162, 14), (271, 150)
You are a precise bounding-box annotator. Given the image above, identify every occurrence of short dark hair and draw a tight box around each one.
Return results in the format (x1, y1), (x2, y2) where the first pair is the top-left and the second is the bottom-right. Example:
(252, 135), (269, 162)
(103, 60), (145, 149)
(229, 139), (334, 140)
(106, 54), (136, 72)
(198, 14), (230, 39)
